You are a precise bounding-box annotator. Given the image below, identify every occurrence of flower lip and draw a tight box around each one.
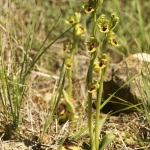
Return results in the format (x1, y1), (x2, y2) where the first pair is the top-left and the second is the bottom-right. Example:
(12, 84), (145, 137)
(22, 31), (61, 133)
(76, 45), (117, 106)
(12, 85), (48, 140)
(66, 17), (75, 25)
(62, 42), (70, 52)
(75, 25), (86, 36)
(110, 38), (119, 46)
(89, 43), (94, 51)
(87, 5), (93, 12)
(79, 26), (84, 30)
(65, 58), (73, 69)
(89, 86), (96, 92)
(85, 37), (99, 53)
(62, 44), (67, 51)
(63, 45), (67, 51)
(66, 64), (72, 68)
(88, 80), (99, 93)
(99, 23), (109, 33)
(112, 38), (117, 45)
(69, 20), (74, 24)
(99, 60), (105, 67)
(107, 32), (119, 46)
(83, 3), (95, 14)
(78, 26), (86, 33)
(102, 24), (108, 32)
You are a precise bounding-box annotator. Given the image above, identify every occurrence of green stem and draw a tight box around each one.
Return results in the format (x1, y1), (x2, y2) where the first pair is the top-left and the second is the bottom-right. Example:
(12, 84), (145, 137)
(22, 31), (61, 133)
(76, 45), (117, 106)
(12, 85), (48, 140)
(87, 8), (98, 150)
(87, 60), (94, 149)
(88, 93), (94, 149)
(101, 37), (107, 53)
(68, 68), (72, 100)
(67, 28), (76, 101)
(74, 38), (79, 74)
(95, 72), (104, 150)
(93, 12), (97, 37)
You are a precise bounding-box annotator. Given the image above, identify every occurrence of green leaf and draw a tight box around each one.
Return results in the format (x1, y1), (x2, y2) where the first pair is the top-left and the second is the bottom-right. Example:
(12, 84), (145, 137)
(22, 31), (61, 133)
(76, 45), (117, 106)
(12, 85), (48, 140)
(63, 89), (75, 114)
(96, 116), (107, 140)
(71, 125), (88, 139)
(99, 133), (115, 150)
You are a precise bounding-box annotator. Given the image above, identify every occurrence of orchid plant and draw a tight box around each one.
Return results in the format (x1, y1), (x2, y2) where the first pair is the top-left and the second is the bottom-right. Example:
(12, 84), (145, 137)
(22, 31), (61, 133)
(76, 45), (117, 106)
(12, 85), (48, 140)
(83, 0), (119, 149)
(58, 12), (86, 124)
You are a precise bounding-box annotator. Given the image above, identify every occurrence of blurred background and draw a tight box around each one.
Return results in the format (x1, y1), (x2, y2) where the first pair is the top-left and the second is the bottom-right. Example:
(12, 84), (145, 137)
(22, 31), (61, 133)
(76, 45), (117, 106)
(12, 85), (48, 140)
(0, 0), (149, 69)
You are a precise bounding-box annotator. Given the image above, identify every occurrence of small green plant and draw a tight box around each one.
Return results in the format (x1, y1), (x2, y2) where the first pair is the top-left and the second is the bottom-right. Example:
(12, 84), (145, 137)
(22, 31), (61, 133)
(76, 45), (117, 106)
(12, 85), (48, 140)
(0, 10), (72, 139)
(0, 21), (35, 134)
(135, 60), (150, 127)
(140, 60), (150, 123)
(83, 0), (119, 149)
(142, 71), (150, 122)
(129, 60), (150, 147)
(58, 12), (86, 124)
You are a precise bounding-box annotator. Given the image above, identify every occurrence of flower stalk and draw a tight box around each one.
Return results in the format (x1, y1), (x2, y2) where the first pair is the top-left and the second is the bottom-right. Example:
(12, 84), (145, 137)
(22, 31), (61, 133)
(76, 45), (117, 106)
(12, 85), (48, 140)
(59, 12), (86, 124)
(84, 0), (119, 149)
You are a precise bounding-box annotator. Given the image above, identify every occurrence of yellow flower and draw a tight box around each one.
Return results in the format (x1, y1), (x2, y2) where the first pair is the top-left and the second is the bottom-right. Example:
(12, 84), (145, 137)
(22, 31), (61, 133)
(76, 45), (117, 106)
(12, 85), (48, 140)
(94, 60), (107, 74)
(74, 12), (81, 22)
(75, 24), (86, 36)
(99, 22), (110, 33)
(97, 15), (110, 33)
(88, 80), (99, 93)
(65, 58), (73, 69)
(83, 4), (95, 14)
(110, 38), (119, 46)
(65, 16), (75, 25)
(82, 0), (95, 14)
(85, 37), (99, 53)
(62, 42), (70, 52)
(107, 32), (119, 47)
(65, 12), (81, 25)
(93, 54), (108, 74)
